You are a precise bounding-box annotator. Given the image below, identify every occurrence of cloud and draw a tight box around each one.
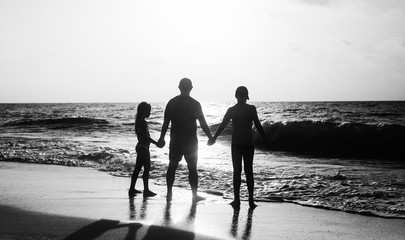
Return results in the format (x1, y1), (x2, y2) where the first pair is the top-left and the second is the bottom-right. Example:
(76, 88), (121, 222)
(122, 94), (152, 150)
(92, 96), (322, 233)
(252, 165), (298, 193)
(342, 40), (352, 46)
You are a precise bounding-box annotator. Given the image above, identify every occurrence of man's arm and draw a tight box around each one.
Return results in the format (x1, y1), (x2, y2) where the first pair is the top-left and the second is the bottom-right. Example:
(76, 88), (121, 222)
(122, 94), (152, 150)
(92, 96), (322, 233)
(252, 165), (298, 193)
(209, 109), (232, 145)
(149, 137), (159, 146)
(197, 114), (213, 140)
(196, 104), (213, 141)
(158, 105), (170, 148)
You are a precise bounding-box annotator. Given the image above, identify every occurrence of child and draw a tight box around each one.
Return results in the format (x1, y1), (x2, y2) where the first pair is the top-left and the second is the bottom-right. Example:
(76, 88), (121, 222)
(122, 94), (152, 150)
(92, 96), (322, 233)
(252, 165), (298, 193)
(128, 102), (160, 198)
(209, 86), (268, 209)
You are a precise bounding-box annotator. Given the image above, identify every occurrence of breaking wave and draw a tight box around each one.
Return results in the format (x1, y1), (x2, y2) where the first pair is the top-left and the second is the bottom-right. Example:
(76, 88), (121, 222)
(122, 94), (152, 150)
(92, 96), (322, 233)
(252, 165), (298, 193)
(3, 117), (111, 130)
(252, 121), (404, 161)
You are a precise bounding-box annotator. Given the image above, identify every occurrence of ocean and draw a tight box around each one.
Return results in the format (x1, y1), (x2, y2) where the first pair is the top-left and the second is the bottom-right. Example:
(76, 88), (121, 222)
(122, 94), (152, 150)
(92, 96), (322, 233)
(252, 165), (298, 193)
(1, 101), (404, 218)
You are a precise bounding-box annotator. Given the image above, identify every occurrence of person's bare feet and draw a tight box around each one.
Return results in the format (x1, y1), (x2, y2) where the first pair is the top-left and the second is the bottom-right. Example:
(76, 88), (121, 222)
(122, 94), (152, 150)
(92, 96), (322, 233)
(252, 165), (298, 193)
(128, 189), (142, 198)
(229, 200), (241, 209)
(143, 190), (157, 197)
(249, 200), (257, 209)
(192, 194), (206, 203)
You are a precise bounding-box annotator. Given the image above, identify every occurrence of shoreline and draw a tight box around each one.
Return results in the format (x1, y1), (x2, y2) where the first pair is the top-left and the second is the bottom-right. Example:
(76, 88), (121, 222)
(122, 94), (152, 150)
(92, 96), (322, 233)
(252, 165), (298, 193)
(1, 161), (404, 240)
(3, 157), (404, 220)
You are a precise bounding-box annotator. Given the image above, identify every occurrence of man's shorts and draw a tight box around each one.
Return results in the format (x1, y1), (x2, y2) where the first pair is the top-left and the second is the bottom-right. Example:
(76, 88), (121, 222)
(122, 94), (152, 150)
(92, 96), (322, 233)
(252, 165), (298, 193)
(169, 144), (198, 164)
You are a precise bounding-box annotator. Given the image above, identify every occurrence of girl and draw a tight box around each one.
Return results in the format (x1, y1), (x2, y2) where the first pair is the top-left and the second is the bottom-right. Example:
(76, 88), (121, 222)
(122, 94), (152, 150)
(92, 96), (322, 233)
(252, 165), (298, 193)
(209, 86), (268, 208)
(128, 102), (160, 198)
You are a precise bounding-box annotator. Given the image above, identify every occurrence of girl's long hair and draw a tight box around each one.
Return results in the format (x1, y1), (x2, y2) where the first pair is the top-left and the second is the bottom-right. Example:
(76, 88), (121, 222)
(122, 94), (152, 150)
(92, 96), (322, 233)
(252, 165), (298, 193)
(135, 102), (151, 130)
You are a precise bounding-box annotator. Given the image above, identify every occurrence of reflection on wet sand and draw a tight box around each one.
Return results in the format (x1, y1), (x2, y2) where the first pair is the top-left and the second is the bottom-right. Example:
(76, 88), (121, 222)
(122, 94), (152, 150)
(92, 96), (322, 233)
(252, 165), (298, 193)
(230, 208), (254, 240)
(128, 195), (255, 240)
(129, 198), (149, 221)
(127, 196), (199, 239)
(162, 200), (197, 231)
(163, 201), (172, 227)
(145, 200), (197, 240)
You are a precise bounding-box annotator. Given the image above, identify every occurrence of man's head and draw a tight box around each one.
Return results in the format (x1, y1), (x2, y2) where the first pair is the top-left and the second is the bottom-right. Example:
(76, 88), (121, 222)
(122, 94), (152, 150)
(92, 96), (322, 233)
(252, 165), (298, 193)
(179, 78), (193, 94)
(235, 86), (249, 100)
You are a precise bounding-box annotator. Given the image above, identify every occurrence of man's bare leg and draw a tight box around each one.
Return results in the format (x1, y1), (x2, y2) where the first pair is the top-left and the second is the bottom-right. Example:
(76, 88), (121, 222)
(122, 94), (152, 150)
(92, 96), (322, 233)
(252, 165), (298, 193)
(187, 160), (205, 202)
(166, 161), (178, 201)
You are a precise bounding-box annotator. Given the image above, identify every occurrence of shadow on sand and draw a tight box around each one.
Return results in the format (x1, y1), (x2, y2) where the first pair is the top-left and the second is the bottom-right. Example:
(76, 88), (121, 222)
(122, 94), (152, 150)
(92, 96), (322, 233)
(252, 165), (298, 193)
(63, 218), (198, 240)
(64, 198), (215, 240)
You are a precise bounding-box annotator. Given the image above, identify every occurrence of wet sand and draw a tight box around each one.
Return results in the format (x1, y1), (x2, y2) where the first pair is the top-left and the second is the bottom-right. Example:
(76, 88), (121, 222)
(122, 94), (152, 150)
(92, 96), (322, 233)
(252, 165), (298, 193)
(0, 162), (404, 240)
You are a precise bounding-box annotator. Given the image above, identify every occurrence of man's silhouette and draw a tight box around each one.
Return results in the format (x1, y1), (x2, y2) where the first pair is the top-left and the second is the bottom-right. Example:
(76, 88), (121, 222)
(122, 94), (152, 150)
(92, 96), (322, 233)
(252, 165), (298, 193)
(158, 78), (213, 202)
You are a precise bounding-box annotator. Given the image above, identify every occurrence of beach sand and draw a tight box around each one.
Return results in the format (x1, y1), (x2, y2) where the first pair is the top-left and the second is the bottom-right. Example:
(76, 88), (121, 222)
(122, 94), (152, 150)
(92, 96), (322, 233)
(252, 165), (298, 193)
(0, 162), (404, 240)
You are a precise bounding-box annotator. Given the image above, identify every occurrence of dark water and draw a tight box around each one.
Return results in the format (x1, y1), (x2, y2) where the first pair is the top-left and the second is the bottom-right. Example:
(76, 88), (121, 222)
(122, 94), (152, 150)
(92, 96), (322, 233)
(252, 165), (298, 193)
(1, 102), (404, 218)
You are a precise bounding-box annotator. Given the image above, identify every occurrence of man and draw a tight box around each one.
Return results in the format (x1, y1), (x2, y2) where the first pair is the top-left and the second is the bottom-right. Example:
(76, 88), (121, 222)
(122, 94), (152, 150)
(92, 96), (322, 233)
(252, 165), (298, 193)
(158, 78), (213, 202)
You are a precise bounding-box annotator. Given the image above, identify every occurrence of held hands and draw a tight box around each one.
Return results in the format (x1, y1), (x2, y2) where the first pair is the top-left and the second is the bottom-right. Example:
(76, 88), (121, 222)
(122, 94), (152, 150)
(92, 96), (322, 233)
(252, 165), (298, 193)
(207, 136), (216, 146)
(156, 138), (165, 148)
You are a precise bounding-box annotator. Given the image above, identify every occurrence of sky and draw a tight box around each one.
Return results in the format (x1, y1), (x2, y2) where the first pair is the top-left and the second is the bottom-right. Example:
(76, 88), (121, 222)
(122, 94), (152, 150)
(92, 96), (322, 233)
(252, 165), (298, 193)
(1, 0), (405, 103)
